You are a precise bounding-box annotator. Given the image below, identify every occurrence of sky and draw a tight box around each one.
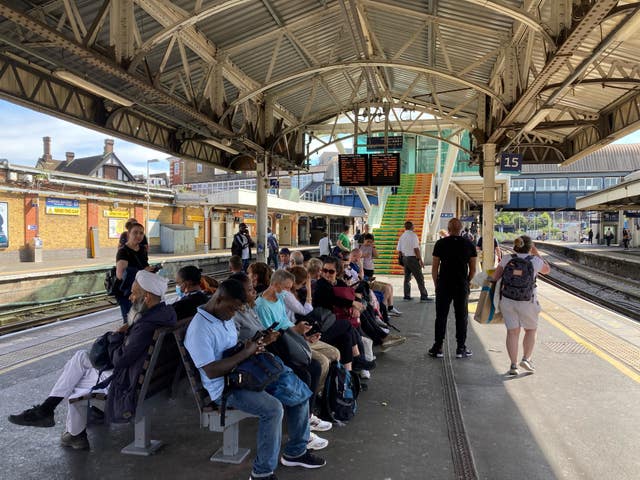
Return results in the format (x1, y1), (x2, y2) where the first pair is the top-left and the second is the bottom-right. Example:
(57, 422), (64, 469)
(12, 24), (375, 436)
(1, 98), (640, 175)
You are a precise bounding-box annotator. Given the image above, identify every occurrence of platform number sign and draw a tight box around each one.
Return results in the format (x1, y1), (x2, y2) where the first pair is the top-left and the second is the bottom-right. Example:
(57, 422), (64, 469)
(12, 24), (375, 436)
(500, 152), (523, 173)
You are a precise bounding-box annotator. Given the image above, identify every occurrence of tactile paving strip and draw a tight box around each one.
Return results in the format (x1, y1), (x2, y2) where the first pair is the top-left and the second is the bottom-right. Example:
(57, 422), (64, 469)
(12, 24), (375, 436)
(0, 321), (120, 371)
(544, 341), (591, 354)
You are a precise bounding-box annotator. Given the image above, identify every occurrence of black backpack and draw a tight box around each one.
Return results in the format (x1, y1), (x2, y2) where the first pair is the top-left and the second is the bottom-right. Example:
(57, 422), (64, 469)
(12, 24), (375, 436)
(321, 361), (360, 425)
(104, 267), (120, 296)
(501, 254), (535, 301)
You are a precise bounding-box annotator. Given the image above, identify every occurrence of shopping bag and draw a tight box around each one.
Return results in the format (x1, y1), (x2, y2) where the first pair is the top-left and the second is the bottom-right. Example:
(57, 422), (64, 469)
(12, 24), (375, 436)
(474, 278), (503, 324)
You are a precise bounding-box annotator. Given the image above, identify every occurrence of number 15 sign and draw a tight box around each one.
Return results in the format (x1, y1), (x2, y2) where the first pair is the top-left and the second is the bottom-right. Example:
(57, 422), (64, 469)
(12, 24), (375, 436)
(500, 152), (523, 173)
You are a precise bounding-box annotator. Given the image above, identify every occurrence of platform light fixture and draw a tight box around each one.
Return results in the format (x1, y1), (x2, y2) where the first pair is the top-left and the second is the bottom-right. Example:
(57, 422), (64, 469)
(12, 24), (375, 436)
(203, 138), (240, 155)
(53, 70), (134, 107)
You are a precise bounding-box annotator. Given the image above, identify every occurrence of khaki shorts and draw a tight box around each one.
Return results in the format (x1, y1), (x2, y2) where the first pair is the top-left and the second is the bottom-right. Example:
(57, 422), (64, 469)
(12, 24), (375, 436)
(499, 297), (542, 330)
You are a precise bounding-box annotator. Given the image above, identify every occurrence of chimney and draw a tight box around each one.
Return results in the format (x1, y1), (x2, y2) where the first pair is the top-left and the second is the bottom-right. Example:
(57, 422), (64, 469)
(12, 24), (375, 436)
(65, 152), (75, 164)
(104, 139), (114, 154)
(42, 137), (52, 162)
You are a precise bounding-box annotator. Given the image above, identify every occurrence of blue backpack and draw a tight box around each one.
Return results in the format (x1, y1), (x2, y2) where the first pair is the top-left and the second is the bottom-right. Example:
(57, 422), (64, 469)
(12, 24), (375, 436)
(501, 254), (535, 301)
(321, 361), (360, 424)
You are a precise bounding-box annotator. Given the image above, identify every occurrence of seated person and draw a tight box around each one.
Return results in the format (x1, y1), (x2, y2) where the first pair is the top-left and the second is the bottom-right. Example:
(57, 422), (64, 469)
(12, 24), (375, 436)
(248, 261), (272, 294)
(8, 271), (176, 450)
(229, 272), (332, 445)
(172, 265), (211, 319)
(229, 254), (243, 274)
(184, 279), (326, 479)
(349, 249), (401, 317)
(290, 250), (305, 267)
(200, 275), (219, 295)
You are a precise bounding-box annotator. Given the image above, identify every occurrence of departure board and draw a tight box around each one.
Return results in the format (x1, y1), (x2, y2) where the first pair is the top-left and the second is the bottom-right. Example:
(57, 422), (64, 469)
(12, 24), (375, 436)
(369, 153), (400, 186)
(338, 154), (368, 186)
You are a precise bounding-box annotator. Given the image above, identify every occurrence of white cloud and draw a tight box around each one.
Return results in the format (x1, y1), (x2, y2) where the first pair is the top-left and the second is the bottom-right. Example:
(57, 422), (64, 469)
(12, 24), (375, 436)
(0, 100), (169, 174)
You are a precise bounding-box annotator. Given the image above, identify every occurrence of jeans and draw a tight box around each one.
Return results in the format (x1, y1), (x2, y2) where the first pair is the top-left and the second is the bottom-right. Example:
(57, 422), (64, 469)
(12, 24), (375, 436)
(226, 389), (309, 476)
(242, 258), (250, 272)
(116, 296), (131, 324)
(434, 284), (469, 348)
(403, 256), (428, 298)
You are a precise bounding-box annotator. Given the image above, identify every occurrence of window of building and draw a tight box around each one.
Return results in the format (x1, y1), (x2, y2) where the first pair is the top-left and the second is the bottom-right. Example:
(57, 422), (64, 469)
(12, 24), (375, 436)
(536, 178), (568, 191)
(196, 163), (203, 174)
(511, 179), (535, 192)
(604, 177), (620, 188)
(174, 162), (180, 174)
(569, 177), (603, 191)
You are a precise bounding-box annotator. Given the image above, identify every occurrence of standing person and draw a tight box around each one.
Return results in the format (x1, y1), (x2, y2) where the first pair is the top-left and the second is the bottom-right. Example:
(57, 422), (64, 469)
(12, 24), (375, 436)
(492, 236), (550, 376)
(267, 228), (279, 269)
(336, 225), (351, 254)
(184, 280), (326, 480)
(588, 228), (593, 244)
(359, 233), (378, 279)
(318, 230), (331, 257)
(396, 221), (432, 302)
(231, 223), (255, 271)
(428, 218), (477, 359)
(118, 218), (149, 252)
(622, 228), (631, 250)
(476, 235), (501, 269)
(605, 228), (614, 247)
(115, 222), (155, 323)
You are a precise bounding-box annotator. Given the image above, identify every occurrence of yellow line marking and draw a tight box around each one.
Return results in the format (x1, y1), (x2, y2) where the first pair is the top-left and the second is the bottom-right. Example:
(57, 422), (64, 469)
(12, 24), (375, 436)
(540, 311), (640, 384)
(0, 339), (93, 376)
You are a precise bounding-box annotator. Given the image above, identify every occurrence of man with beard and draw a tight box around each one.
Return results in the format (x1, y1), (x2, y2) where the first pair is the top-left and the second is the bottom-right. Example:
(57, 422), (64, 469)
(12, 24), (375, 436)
(8, 270), (176, 450)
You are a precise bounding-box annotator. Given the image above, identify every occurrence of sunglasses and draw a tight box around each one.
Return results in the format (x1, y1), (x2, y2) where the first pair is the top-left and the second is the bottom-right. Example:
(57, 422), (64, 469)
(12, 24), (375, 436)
(322, 268), (336, 274)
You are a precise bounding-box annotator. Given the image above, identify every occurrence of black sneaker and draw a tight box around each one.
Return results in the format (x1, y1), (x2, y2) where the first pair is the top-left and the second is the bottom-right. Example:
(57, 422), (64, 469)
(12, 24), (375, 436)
(281, 449), (326, 469)
(8, 405), (54, 428)
(403, 296), (412, 301)
(249, 474), (278, 480)
(456, 347), (473, 358)
(420, 296), (434, 303)
(60, 430), (90, 450)
(428, 345), (443, 358)
(352, 357), (376, 371)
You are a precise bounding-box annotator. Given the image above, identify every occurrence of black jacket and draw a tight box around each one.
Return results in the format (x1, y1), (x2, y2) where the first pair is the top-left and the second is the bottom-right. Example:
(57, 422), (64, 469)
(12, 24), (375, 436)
(231, 232), (255, 258)
(106, 302), (177, 423)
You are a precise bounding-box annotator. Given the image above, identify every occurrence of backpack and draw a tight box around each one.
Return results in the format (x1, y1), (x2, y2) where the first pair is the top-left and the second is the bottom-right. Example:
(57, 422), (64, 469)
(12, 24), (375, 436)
(267, 234), (278, 252)
(500, 254), (535, 301)
(321, 361), (360, 424)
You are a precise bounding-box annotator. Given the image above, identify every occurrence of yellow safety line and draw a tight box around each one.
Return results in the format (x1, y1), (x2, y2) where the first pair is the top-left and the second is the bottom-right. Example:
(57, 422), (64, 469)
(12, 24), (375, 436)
(0, 339), (93, 376)
(540, 311), (640, 384)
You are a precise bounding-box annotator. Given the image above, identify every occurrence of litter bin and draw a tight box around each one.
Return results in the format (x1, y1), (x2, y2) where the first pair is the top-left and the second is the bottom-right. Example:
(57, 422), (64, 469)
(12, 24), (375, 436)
(32, 236), (43, 263)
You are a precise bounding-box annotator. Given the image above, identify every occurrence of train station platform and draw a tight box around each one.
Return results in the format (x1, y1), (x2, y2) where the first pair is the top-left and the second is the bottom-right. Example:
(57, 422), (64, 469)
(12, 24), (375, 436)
(1, 275), (638, 479)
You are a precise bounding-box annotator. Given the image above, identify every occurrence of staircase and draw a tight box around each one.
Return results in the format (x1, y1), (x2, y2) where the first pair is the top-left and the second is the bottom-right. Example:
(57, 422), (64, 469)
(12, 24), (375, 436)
(372, 173), (433, 275)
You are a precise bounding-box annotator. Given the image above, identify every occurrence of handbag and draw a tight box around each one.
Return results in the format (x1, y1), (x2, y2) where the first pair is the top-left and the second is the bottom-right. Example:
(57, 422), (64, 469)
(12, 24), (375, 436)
(88, 332), (115, 371)
(474, 278), (504, 324)
(398, 253), (404, 266)
(104, 267), (120, 296)
(296, 307), (336, 335)
(277, 328), (312, 369)
(219, 344), (284, 426)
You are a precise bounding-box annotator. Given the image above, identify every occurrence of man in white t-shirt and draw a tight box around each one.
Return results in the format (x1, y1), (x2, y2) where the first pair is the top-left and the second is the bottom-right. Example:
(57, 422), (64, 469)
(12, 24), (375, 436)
(396, 221), (432, 302)
(318, 231), (331, 257)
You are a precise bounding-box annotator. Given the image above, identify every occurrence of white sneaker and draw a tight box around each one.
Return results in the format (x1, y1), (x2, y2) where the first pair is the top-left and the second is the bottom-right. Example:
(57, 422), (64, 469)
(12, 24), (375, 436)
(307, 432), (329, 450)
(389, 306), (402, 316)
(310, 414), (332, 432)
(360, 369), (371, 379)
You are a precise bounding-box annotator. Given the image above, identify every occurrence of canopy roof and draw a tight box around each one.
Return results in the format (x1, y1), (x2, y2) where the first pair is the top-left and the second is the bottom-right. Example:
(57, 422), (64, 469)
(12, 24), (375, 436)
(0, 1), (638, 170)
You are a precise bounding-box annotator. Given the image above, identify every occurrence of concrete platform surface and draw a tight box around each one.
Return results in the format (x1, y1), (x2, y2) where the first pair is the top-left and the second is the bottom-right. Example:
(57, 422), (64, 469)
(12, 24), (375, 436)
(1, 275), (638, 480)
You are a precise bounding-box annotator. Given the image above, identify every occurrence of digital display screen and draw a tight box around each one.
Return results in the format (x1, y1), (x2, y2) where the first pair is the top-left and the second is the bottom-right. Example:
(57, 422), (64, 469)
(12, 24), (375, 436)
(369, 153), (400, 186)
(338, 154), (368, 186)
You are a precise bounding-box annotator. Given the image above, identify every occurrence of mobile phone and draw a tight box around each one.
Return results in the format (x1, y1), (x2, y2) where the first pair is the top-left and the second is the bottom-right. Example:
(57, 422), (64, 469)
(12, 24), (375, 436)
(264, 321), (279, 332)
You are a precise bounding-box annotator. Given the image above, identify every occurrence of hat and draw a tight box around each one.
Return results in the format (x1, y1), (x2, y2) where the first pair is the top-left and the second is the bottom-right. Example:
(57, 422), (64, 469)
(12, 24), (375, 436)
(239, 223), (247, 229)
(279, 247), (291, 255)
(135, 270), (168, 299)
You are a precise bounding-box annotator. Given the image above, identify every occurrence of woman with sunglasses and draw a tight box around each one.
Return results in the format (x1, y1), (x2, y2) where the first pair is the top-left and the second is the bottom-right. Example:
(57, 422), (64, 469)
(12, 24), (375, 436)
(311, 257), (372, 372)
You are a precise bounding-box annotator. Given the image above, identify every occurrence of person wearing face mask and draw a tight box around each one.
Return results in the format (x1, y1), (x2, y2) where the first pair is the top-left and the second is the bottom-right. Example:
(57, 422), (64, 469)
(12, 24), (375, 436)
(8, 271), (176, 450)
(172, 265), (211, 320)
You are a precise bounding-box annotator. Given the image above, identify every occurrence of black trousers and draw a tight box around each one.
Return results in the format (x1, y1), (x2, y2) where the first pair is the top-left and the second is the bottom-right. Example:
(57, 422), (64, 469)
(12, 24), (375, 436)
(434, 284), (469, 348)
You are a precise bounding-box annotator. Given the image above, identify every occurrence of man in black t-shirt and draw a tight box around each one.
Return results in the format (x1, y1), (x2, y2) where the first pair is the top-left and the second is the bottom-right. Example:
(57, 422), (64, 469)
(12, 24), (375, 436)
(428, 218), (477, 359)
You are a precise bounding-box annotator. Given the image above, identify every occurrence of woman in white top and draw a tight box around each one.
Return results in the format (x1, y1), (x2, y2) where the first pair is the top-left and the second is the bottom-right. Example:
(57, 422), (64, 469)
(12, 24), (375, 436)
(492, 235), (550, 376)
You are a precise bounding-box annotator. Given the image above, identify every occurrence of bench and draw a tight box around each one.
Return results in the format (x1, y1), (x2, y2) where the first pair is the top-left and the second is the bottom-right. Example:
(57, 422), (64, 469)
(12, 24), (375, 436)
(70, 323), (184, 456)
(173, 323), (256, 464)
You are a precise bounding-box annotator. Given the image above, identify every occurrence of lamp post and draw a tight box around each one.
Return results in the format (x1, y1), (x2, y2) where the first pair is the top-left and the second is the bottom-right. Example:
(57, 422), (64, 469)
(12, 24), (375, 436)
(146, 159), (160, 234)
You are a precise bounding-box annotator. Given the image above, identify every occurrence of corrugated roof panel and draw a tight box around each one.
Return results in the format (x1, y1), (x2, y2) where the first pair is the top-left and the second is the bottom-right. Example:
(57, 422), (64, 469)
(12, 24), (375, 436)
(522, 144), (640, 174)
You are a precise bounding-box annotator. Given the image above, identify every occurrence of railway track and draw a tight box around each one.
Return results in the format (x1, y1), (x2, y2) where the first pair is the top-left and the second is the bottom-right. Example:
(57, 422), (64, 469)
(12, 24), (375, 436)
(0, 269), (230, 336)
(502, 246), (640, 323)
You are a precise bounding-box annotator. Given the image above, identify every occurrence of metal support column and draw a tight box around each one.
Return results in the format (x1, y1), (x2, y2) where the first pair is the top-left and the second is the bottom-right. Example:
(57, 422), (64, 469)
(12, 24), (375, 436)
(203, 206), (210, 254)
(482, 143), (496, 268)
(256, 155), (268, 263)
